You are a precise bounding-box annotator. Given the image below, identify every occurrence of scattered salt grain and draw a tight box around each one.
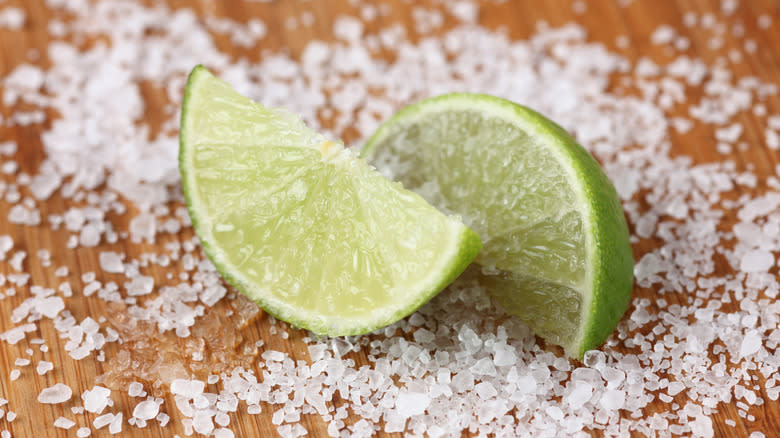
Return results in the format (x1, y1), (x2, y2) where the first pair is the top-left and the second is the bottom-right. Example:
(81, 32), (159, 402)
(0, 7), (25, 30)
(38, 383), (73, 404)
(215, 429), (234, 438)
(99, 252), (124, 273)
(54, 417), (76, 429)
(132, 398), (161, 420)
(82, 386), (112, 414)
(94, 413), (115, 429)
(170, 379), (205, 398)
(76, 427), (91, 437)
(157, 412), (170, 427)
(740, 330), (762, 358)
(740, 250), (774, 273)
(395, 391), (430, 417)
(128, 382), (146, 397)
(37, 361), (54, 375)
(125, 275), (154, 296)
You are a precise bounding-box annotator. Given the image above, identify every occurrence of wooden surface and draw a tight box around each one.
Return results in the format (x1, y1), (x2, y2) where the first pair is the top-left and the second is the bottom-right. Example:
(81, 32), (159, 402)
(1, 0), (779, 437)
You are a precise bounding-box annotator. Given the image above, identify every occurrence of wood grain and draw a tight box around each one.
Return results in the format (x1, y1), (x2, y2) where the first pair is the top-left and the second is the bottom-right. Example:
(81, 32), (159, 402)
(1, 0), (779, 437)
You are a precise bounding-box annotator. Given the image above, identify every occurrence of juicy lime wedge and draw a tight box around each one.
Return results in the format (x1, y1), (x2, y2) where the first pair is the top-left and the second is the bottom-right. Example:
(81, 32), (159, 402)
(361, 93), (634, 358)
(179, 67), (481, 336)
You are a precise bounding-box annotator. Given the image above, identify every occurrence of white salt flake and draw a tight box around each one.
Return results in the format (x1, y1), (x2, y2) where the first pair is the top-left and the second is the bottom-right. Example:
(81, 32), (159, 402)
(170, 379), (205, 398)
(99, 252), (124, 273)
(740, 250), (774, 273)
(132, 398), (160, 420)
(109, 413), (123, 434)
(54, 417), (76, 429)
(600, 389), (626, 410)
(82, 386), (112, 414)
(740, 330), (762, 358)
(128, 382), (146, 397)
(0, 7), (25, 30)
(93, 413), (114, 429)
(38, 383), (73, 404)
(125, 275), (154, 296)
(36, 296), (65, 318)
(37, 360), (54, 375)
(215, 429), (234, 438)
(395, 391), (430, 418)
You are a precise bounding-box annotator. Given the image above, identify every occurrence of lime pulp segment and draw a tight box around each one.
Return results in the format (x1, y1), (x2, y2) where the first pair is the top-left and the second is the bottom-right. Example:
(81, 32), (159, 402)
(179, 67), (481, 336)
(361, 93), (634, 358)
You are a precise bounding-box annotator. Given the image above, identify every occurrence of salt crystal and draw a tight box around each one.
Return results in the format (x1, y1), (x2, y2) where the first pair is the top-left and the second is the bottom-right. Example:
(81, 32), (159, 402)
(448, 1), (479, 23)
(0, 236), (12, 257)
(38, 383), (73, 404)
(568, 383), (593, 409)
(132, 399), (160, 420)
(93, 413), (114, 429)
(474, 382), (498, 399)
(192, 410), (214, 434)
(492, 345), (517, 366)
(740, 250), (774, 273)
(9, 251), (25, 271)
(54, 417), (76, 429)
(766, 129), (780, 150)
(99, 252), (124, 273)
(0, 7), (25, 30)
(79, 223), (102, 247)
(170, 379), (205, 398)
(333, 15), (364, 43)
(128, 382), (146, 397)
(215, 429), (235, 438)
(82, 386), (111, 414)
(262, 350), (286, 362)
(470, 357), (497, 376)
(156, 412), (169, 426)
(650, 25), (676, 45)
(690, 415), (714, 438)
(109, 413), (123, 434)
(600, 389), (626, 410)
(740, 330), (762, 357)
(76, 427), (91, 437)
(126, 275), (154, 296)
(668, 381), (685, 396)
(545, 405), (564, 421)
(395, 391), (430, 417)
(36, 361), (54, 375)
(9, 370), (20, 381)
(214, 412), (230, 426)
(36, 296), (65, 318)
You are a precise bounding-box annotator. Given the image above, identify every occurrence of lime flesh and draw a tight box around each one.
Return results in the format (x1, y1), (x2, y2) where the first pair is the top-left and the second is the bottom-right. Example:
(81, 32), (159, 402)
(362, 93), (634, 358)
(179, 67), (481, 336)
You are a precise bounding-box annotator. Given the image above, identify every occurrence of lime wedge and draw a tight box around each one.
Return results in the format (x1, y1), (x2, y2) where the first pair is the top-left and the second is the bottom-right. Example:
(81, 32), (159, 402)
(179, 67), (481, 336)
(361, 93), (634, 358)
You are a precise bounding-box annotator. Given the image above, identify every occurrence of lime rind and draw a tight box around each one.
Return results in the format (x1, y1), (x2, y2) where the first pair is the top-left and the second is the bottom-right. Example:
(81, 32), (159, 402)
(180, 66), (482, 336)
(361, 93), (633, 358)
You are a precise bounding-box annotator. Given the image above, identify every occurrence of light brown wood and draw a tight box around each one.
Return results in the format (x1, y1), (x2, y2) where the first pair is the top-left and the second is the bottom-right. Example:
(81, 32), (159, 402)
(1, 0), (780, 437)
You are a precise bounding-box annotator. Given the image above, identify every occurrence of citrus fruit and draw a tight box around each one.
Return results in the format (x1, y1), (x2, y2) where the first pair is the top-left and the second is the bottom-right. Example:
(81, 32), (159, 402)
(361, 93), (634, 358)
(179, 66), (481, 336)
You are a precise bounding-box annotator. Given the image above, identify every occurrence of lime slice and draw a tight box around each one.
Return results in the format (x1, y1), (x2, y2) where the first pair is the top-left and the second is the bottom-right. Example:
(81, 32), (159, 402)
(361, 93), (633, 358)
(179, 67), (481, 336)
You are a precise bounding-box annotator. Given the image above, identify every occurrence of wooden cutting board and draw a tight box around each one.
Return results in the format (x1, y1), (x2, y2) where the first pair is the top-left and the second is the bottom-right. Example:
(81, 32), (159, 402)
(1, 0), (779, 437)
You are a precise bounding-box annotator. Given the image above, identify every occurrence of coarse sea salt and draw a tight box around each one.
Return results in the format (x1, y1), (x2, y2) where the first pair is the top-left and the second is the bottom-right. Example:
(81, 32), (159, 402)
(0, 2), (779, 437)
(38, 383), (72, 404)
